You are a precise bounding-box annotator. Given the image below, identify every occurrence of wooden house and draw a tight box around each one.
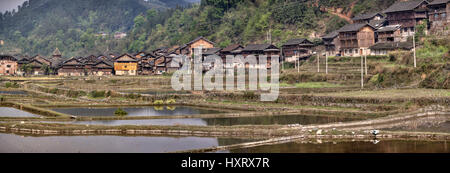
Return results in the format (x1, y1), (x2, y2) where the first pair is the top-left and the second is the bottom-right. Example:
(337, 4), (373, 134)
(383, 0), (429, 38)
(338, 23), (376, 57)
(376, 25), (403, 43)
(428, 0), (450, 35)
(92, 60), (114, 76)
(180, 36), (215, 57)
(140, 53), (157, 75)
(369, 41), (414, 55)
(240, 44), (280, 69)
(281, 38), (314, 62)
(57, 57), (85, 76)
(0, 55), (18, 75)
(28, 55), (52, 75)
(154, 56), (167, 74)
(322, 31), (341, 56)
(114, 54), (138, 76)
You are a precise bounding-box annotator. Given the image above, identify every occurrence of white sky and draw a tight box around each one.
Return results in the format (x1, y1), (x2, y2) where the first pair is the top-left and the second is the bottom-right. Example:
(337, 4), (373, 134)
(0, 0), (27, 13)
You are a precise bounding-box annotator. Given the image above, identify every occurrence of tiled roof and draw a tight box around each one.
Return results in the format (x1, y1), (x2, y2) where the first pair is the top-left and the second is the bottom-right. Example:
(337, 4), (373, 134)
(221, 44), (243, 52)
(384, 0), (429, 13)
(338, 23), (374, 32)
(282, 38), (313, 46)
(352, 12), (383, 21)
(322, 31), (339, 39)
(428, 0), (449, 5)
(369, 42), (414, 50)
(242, 44), (278, 51)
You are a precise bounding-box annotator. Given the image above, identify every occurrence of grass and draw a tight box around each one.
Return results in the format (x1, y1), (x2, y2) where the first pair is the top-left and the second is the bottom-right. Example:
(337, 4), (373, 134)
(294, 82), (343, 88)
(316, 89), (450, 99)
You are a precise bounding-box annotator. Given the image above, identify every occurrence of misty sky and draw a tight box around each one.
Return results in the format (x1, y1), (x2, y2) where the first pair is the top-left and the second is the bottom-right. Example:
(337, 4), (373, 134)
(0, 0), (27, 13)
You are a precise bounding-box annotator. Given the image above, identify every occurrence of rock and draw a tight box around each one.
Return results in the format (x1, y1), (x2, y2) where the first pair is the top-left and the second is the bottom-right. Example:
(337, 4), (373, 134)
(316, 129), (322, 135)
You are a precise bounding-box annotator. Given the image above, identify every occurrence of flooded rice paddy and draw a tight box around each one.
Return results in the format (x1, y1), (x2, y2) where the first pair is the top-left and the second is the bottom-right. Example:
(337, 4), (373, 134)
(0, 107), (39, 117)
(50, 106), (223, 117)
(0, 133), (253, 153)
(228, 140), (449, 153)
(42, 114), (362, 126)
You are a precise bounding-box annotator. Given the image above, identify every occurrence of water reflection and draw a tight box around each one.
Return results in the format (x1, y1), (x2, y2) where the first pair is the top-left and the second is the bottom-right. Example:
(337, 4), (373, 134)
(0, 133), (249, 153)
(51, 106), (222, 117)
(47, 114), (362, 126)
(0, 107), (39, 117)
(229, 140), (450, 153)
(0, 91), (27, 95)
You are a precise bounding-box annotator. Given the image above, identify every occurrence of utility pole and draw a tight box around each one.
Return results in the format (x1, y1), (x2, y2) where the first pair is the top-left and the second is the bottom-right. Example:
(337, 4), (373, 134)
(361, 55), (364, 89)
(364, 49), (368, 75)
(317, 53), (320, 73)
(413, 27), (417, 68)
(325, 52), (328, 74)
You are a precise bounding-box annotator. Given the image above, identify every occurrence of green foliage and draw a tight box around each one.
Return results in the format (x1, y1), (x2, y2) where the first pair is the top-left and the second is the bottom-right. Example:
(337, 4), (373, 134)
(89, 90), (106, 98)
(114, 108), (128, 116)
(4, 82), (19, 88)
(0, 0), (190, 57)
(154, 100), (164, 104)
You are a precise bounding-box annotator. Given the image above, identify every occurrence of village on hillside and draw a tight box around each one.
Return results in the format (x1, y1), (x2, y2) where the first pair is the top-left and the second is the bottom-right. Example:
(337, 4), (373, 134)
(0, 0), (448, 77)
(0, 0), (449, 154)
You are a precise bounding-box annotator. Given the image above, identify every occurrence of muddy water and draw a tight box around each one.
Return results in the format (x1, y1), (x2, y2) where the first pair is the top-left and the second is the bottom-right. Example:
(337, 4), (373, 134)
(0, 133), (252, 153)
(0, 107), (39, 117)
(228, 140), (450, 153)
(50, 106), (223, 117)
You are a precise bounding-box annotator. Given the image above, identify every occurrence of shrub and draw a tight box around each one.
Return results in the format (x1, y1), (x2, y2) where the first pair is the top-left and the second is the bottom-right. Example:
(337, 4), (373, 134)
(114, 108), (128, 116)
(90, 90), (106, 98)
(165, 99), (176, 104)
(5, 82), (19, 88)
(154, 100), (164, 104)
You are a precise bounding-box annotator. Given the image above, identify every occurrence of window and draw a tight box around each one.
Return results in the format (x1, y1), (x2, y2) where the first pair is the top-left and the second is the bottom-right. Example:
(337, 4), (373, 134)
(435, 13), (439, 19)
(6, 65), (11, 68)
(442, 13), (446, 18)
(6, 70), (9, 74)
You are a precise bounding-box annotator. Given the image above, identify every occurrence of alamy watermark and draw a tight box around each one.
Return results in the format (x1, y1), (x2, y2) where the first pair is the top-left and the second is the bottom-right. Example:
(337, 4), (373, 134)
(171, 48), (279, 101)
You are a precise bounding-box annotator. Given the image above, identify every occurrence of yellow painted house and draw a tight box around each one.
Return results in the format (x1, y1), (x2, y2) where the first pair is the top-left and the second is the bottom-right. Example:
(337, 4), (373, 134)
(114, 54), (138, 75)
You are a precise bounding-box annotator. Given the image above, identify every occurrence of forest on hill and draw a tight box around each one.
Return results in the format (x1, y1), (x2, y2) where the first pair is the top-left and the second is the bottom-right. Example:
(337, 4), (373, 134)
(0, 0), (397, 58)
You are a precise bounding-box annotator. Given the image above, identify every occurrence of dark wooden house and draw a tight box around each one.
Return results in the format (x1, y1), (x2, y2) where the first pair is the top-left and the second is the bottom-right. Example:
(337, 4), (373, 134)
(281, 38), (314, 62)
(92, 60), (114, 76)
(241, 44), (280, 69)
(376, 25), (402, 43)
(428, 0), (450, 35)
(369, 41), (414, 55)
(338, 23), (376, 57)
(57, 57), (85, 76)
(383, 0), (429, 39)
(322, 31), (341, 56)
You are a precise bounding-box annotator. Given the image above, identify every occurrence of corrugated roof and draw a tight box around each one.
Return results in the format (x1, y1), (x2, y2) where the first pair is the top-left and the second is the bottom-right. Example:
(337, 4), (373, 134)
(384, 0), (429, 13)
(0, 55), (17, 61)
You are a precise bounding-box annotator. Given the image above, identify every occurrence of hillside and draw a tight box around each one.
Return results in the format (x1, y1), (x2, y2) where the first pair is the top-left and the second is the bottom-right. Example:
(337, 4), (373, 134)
(125, 0), (398, 52)
(0, 0), (398, 57)
(0, 0), (193, 57)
